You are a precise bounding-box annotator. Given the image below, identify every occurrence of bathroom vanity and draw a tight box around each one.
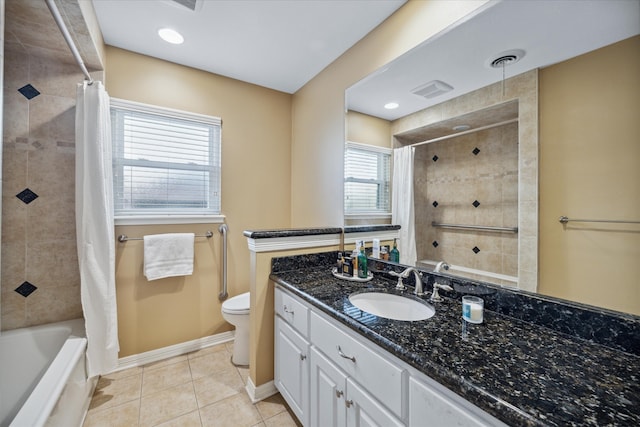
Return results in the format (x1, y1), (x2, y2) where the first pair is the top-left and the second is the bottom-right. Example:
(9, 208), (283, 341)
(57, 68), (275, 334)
(271, 253), (640, 426)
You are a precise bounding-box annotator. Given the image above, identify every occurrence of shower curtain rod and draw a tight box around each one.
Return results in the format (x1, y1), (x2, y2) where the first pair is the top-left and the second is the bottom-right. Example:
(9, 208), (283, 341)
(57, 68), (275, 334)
(406, 118), (519, 148)
(45, 0), (94, 84)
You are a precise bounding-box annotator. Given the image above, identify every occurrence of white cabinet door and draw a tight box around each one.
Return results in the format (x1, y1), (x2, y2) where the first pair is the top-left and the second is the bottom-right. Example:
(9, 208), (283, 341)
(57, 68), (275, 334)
(275, 316), (309, 426)
(309, 347), (347, 427)
(346, 378), (404, 427)
(409, 377), (507, 427)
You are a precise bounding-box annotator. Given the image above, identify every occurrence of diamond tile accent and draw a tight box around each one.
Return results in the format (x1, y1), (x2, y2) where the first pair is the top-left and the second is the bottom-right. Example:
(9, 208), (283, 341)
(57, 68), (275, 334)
(472, 147), (481, 156)
(16, 188), (39, 204)
(432, 155), (439, 162)
(472, 246), (481, 254)
(432, 241), (439, 248)
(432, 201), (438, 208)
(472, 200), (480, 208)
(18, 84), (40, 100)
(15, 281), (37, 297)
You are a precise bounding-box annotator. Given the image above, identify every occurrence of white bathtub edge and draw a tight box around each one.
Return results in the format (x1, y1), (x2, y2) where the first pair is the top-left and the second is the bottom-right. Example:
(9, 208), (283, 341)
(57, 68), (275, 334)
(10, 337), (87, 427)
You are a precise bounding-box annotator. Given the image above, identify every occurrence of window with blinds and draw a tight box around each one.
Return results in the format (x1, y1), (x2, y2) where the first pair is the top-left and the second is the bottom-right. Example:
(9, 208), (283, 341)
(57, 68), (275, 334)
(110, 99), (221, 218)
(344, 141), (391, 215)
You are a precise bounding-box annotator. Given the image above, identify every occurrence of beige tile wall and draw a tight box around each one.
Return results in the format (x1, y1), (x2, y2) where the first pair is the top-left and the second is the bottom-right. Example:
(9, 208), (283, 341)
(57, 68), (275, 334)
(414, 123), (518, 277)
(1, 44), (101, 330)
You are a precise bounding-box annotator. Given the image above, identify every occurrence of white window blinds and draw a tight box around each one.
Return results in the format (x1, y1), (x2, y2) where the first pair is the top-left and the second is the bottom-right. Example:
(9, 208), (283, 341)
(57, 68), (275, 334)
(111, 99), (221, 218)
(344, 142), (391, 215)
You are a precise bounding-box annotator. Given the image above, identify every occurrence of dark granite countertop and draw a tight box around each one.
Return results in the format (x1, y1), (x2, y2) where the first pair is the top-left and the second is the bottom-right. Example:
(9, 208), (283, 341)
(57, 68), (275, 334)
(271, 263), (640, 427)
(243, 224), (400, 239)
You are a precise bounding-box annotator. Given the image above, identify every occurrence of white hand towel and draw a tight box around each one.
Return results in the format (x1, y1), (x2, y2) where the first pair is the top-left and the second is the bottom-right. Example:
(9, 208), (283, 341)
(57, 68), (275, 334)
(143, 233), (195, 281)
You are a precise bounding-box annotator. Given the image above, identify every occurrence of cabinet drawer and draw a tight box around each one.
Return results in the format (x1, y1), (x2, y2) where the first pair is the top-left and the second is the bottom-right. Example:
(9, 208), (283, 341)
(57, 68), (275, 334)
(310, 312), (404, 418)
(275, 287), (309, 338)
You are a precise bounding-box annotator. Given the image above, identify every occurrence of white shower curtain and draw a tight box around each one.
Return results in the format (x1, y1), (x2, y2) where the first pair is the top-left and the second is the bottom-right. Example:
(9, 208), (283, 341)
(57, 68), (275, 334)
(392, 146), (417, 266)
(76, 81), (119, 377)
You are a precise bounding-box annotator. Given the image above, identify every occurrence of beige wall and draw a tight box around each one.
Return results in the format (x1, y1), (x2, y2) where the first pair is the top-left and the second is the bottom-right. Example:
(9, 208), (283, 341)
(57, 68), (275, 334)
(538, 36), (640, 315)
(346, 111), (391, 148)
(291, 0), (490, 228)
(106, 47), (293, 356)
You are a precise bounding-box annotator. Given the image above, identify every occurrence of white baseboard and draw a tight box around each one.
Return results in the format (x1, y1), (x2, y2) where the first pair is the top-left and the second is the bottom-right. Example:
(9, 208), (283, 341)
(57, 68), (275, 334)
(245, 376), (278, 403)
(114, 331), (235, 372)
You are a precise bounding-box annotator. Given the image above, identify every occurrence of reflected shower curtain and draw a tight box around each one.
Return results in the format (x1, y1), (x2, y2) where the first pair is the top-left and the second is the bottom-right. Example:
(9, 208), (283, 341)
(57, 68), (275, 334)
(392, 146), (417, 266)
(76, 81), (119, 377)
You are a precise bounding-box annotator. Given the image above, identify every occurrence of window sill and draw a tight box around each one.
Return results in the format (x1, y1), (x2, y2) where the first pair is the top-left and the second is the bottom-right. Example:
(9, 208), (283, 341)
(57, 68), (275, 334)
(344, 213), (392, 220)
(115, 215), (226, 226)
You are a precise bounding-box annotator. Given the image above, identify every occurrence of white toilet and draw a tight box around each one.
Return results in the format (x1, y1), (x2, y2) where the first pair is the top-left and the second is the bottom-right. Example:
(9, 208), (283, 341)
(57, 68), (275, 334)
(221, 292), (250, 366)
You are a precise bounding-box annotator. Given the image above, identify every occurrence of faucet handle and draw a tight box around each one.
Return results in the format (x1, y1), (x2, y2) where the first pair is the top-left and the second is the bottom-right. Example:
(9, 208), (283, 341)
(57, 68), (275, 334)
(388, 271), (407, 290)
(430, 281), (452, 302)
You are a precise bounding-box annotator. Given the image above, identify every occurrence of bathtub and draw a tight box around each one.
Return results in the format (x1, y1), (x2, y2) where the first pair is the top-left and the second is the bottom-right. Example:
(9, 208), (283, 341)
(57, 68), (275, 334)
(0, 319), (97, 427)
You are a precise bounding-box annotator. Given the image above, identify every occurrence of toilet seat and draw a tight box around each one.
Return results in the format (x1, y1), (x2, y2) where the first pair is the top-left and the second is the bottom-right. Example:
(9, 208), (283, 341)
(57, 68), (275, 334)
(222, 292), (250, 315)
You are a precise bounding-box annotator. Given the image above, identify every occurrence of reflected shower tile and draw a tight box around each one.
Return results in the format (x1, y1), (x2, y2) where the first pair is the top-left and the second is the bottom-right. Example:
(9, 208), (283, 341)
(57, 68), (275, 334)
(28, 95), (76, 142)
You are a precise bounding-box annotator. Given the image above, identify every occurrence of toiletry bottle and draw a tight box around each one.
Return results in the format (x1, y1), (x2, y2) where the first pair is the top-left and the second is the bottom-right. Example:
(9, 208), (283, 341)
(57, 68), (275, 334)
(390, 239), (400, 263)
(357, 247), (368, 278)
(351, 248), (358, 277)
(380, 246), (388, 260)
(336, 252), (343, 274)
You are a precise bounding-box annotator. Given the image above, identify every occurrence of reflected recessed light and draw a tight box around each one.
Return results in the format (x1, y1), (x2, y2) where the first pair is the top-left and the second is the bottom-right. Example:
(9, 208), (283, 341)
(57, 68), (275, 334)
(453, 124), (471, 132)
(384, 102), (399, 110)
(158, 28), (184, 44)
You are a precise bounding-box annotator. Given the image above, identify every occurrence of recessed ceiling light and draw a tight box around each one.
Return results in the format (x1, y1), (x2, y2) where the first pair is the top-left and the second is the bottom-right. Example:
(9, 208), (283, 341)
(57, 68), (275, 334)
(384, 102), (399, 110)
(158, 28), (184, 45)
(453, 124), (471, 132)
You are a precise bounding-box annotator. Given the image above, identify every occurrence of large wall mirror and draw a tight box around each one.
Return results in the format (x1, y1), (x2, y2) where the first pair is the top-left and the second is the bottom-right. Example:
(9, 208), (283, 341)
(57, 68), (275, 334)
(345, 1), (640, 314)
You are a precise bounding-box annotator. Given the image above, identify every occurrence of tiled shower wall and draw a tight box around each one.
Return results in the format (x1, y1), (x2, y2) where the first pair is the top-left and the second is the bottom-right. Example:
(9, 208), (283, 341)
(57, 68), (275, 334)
(1, 45), (100, 330)
(415, 123), (519, 280)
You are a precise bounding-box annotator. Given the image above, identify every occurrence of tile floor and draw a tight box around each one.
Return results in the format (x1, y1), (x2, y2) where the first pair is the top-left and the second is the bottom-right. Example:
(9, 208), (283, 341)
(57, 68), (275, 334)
(83, 342), (301, 427)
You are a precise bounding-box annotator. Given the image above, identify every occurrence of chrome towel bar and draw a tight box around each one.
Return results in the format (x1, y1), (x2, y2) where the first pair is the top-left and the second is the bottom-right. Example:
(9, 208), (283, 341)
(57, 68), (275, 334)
(431, 222), (518, 233)
(559, 216), (640, 225)
(117, 230), (214, 242)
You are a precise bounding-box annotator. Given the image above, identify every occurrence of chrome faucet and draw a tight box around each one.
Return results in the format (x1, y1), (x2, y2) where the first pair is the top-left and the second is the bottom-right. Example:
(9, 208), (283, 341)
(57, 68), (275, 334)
(430, 281), (453, 302)
(389, 267), (425, 296)
(434, 261), (450, 273)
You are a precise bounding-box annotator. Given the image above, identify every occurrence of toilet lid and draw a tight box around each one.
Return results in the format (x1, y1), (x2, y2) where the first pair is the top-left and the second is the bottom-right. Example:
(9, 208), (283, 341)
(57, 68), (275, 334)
(223, 292), (250, 314)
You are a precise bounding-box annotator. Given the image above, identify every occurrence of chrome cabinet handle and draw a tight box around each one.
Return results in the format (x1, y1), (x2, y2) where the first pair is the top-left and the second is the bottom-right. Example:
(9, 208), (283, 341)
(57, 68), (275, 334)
(337, 345), (356, 363)
(336, 390), (344, 398)
(283, 305), (294, 315)
(345, 399), (353, 408)
(300, 353), (306, 361)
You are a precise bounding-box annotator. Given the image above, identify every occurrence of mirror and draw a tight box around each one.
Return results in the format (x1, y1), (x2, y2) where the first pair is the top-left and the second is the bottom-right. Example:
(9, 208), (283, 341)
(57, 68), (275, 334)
(345, 1), (640, 312)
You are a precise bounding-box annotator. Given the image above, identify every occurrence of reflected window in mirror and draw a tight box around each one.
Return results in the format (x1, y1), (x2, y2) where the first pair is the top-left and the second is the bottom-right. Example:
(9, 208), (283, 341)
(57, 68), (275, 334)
(344, 142), (391, 218)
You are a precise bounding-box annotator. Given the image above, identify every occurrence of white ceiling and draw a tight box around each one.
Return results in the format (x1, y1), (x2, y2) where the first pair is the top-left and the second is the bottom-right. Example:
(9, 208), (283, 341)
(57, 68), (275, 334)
(347, 0), (640, 121)
(91, 0), (406, 94)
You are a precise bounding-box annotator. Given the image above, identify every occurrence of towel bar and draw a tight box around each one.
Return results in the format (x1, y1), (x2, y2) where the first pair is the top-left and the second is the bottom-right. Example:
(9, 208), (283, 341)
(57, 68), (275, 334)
(431, 222), (518, 233)
(559, 216), (640, 225)
(117, 230), (214, 242)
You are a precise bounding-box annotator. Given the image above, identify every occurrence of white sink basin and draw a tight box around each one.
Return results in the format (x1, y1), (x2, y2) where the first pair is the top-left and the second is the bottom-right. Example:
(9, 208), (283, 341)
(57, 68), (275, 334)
(348, 292), (435, 321)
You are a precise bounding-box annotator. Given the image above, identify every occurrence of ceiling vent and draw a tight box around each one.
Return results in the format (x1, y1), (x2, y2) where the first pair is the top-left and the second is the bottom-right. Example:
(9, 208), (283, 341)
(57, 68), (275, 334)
(168, 0), (200, 12)
(411, 80), (454, 99)
(487, 49), (525, 68)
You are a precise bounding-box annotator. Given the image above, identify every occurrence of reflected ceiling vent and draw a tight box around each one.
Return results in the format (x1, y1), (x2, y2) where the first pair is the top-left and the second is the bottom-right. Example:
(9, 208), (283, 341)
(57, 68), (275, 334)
(167, 0), (201, 11)
(411, 80), (453, 99)
(487, 49), (525, 68)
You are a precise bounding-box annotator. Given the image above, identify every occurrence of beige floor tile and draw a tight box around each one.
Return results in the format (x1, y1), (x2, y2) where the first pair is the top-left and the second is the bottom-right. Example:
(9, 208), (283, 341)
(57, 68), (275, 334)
(101, 365), (144, 381)
(255, 394), (287, 419)
(189, 350), (237, 380)
(263, 410), (302, 427)
(139, 382), (198, 427)
(188, 343), (229, 360)
(142, 360), (192, 396)
(237, 366), (250, 384)
(199, 393), (262, 427)
(83, 399), (140, 427)
(155, 410), (202, 427)
(144, 354), (188, 371)
(193, 367), (245, 408)
(89, 373), (142, 411)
